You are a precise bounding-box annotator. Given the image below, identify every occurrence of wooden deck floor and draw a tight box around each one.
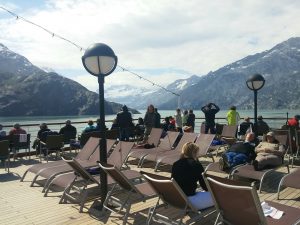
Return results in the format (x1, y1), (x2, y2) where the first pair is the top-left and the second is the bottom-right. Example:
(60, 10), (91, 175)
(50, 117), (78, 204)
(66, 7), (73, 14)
(0, 155), (299, 225)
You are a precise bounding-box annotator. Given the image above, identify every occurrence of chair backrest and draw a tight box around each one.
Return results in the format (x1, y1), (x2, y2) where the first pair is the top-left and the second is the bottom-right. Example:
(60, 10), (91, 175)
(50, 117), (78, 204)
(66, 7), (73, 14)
(99, 162), (140, 193)
(107, 141), (135, 168)
(141, 171), (197, 212)
(195, 134), (215, 157)
(46, 134), (64, 149)
(200, 123), (205, 134)
(106, 129), (119, 140)
(0, 140), (10, 158)
(215, 123), (224, 135)
(80, 131), (105, 147)
(63, 158), (100, 185)
(204, 175), (267, 225)
(88, 139), (116, 162)
(12, 134), (30, 149)
(158, 131), (180, 150)
(274, 134), (288, 146)
(273, 130), (292, 151)
(147, 128), (163, 147)
(75, 137), (100, 160)
(221, 125), (237, 138)
(173, 132), (198, 152)
(62, 130), (77, 144)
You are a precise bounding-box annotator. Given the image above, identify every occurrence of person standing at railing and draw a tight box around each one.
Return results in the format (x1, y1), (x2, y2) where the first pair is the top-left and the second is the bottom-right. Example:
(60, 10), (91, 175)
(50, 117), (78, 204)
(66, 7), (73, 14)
(182, 110), (188, 126)
(174, 108), (183, 133)
(287, 115), (300, 128)
(186, 109), (196, 132)
(143, 104), (160, 142)
(201, 103), (220, 134)
(226, 105), (240, 126)
(116, 105), (133, 141)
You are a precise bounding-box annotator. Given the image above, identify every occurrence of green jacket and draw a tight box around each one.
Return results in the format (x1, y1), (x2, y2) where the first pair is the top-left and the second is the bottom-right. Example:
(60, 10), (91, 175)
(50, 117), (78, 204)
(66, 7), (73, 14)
(226, 110), (240, 125)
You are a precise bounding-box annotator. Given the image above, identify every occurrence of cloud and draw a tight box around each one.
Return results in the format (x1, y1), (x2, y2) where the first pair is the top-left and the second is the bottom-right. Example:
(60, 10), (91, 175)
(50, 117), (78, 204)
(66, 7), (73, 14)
(0, 0), (300, 91)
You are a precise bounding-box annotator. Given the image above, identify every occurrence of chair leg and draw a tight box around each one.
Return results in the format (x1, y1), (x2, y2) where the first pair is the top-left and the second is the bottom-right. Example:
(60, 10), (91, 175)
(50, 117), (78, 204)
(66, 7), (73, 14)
(20, 170), (29, 182)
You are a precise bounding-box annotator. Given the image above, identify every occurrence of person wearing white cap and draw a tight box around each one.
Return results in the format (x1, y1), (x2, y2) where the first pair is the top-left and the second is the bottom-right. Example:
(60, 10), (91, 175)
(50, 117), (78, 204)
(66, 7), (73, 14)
(253, 131), (285, 171)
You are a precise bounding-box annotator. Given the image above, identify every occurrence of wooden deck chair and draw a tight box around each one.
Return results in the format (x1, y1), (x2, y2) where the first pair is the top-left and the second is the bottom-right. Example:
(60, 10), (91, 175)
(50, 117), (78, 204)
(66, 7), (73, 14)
(141, 171), (215, 225)
(125, 128), (163, 164)
(209, 125), (238, 157)
(21, 137), (100, 182)
(231, 134), (290, 193)
(0, 140), (10, 173)
(129, 131), (180, 168)
(203, 174), (300, 225)
(153, 133), (198, 171)
(30, 139), (115, 190)
(277, 168), (300, 200)
(99, 162), (156, 224)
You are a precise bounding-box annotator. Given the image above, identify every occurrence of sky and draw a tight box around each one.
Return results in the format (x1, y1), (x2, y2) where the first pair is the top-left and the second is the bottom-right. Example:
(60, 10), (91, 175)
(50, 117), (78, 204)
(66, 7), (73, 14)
(0, 0), (300, 92)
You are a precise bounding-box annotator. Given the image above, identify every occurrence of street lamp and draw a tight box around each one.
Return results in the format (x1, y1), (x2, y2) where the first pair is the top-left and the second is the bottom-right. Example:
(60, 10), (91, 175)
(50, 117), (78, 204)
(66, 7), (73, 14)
(82, 43), (118, 207)
(246, 73), (265, 134)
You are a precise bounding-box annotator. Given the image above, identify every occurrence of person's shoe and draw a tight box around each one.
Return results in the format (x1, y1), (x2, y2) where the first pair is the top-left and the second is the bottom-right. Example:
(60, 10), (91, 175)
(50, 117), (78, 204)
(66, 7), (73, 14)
(219, 154), (230, 171)
(253, 160), (259, 171)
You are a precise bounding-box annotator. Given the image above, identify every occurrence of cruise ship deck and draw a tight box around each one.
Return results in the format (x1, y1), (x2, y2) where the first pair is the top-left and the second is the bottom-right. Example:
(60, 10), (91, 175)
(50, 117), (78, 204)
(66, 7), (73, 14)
(0, 154), (299, 225)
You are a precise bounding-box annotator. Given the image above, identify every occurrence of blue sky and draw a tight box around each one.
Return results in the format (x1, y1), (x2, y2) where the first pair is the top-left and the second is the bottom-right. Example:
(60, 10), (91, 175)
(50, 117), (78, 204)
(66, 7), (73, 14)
(0, 0), (300, 92)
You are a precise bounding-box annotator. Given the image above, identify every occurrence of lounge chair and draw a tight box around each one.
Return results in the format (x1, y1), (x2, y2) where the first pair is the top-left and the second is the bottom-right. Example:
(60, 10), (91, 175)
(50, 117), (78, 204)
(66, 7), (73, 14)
(142, 132), (197, 168)
(58, 158), (115, 212)
(208, 125), (238, 157)
(43, 141), (139, 198)
(152, 132), (199, 171)
(231, 134), (289, 193)
(273, 129), (294, 165)
(203, 174), (300, 225)
(128, 131), (180, 167)
(99, 162), (156, 224)
(0, 140), (10, 173)
(141, 171), (215, 225)
(277, 168), (300, 200)
(153, 134), (215, 172)
(125, 128), (163, 164)
(20, 137), (101, 182)
(34, 139), (116, 192)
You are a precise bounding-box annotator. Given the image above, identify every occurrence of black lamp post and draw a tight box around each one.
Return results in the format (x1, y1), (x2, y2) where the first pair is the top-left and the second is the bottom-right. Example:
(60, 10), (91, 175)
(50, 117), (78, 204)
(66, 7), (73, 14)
(246, 73), (265, 134)
(82, 43), (118, 207)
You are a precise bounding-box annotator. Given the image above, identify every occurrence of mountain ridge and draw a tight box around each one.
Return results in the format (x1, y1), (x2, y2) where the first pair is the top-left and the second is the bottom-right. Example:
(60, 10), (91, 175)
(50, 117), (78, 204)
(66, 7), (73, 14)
(0, 44), (139, 116)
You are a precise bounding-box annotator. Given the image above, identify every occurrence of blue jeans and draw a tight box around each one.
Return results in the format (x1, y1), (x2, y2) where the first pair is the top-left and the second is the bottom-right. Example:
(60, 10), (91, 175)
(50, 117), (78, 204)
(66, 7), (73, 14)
(225, 152), (248, 168)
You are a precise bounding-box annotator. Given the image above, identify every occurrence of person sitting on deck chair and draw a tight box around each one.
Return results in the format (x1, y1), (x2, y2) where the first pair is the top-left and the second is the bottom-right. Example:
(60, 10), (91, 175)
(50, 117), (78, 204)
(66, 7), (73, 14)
(172, 142), (214, 210)
(219, 132), (256, 171)
(252, 131), (285, 171)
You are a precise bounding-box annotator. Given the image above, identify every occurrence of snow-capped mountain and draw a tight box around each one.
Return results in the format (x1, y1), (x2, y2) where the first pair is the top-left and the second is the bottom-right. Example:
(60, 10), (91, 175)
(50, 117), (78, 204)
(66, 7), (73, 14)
(105, 75), (201, 109)
(0, 43), (42, 76)
(159, 37), (300, 110)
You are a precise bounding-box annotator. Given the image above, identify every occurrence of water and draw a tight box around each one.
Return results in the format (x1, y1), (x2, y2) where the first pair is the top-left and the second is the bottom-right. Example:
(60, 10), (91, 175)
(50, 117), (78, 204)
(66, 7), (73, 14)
(0, 109), (298, 135)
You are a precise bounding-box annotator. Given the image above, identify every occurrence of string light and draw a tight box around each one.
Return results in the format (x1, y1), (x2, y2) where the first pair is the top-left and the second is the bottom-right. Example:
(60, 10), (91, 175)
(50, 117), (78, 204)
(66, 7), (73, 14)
(0, 6), (180, 98)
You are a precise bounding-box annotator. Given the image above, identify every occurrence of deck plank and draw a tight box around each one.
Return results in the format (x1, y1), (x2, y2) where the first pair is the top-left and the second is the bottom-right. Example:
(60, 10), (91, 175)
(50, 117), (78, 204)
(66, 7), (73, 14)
(0, 156), (299, 224)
